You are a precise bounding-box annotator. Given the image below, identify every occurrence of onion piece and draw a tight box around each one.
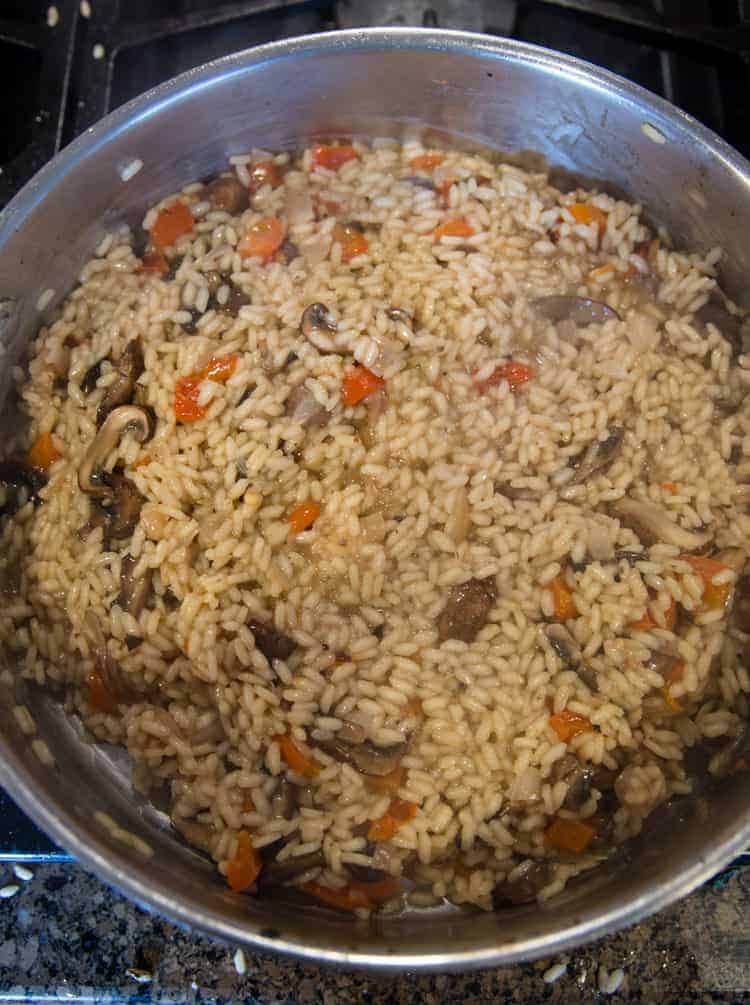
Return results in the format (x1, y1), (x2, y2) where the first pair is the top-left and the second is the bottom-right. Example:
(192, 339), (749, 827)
(611, 497), (711, 550)
(532, 295), (620, 327)
(284, 186), (314, 225)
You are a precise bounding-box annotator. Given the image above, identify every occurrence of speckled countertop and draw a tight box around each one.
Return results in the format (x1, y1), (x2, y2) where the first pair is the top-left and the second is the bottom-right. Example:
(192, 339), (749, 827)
(1, 862), (750, 1003)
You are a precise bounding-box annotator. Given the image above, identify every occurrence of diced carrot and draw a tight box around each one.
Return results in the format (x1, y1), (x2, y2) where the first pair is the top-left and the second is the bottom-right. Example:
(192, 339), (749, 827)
(202, 354), (238, 384)
(248, 160), (282, 192)
(434, 217), (474, 241)
(341, 365), (385, 407)
(400, 697), (423, 719)
(629, 594), (676, 631)
(242, 794), (255, 813)
(549, 575), (578, 621)
(545, 817), (595, 853)
(302, 876), (401, 912)
(226, 831), (262, 892)
(133, 453), (152, 469)
(367, 799), (417, 842)
(238, 216), (285, 262)
(138, 251), (170, 276)
(87, 669), (118, 714)
(310, 144), (358, 172)
(302, 881), (370, 912)
(588, 263), (615, 282)
(288, 500), (321, 535)
(682, 555), (732, 612)
(275, 733), (320, 777)
(409, 153), (444, 171)
(27, 431), (60, 472)
(549, 709), (593, 743)
(568, 203), (608, 237)
(150, 201), (194, 250)
(661, 686), (683, 713)
(366, 764), (404, 795)
(661, 481), (678, 495)
(333, 223), (369, 263)
(350, 876), (402, 904)
(667, 660), (685, 684)
(174, 353), (239, 423)
(475, 361), (536, 394)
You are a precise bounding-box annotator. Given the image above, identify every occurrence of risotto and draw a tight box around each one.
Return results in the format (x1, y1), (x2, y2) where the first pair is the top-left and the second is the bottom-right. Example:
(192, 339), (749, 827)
(3, 138), (750, 916)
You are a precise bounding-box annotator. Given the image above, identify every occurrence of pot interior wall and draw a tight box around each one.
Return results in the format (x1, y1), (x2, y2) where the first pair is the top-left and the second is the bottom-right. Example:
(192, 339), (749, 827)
(1, 32), (750, 967)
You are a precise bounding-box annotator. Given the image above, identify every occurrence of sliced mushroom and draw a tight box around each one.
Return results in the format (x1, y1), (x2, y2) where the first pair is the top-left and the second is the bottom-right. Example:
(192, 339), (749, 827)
(271, 779), (297, 820)
(259, 849), (325, 887)
(0, 460), (46, 516)
(248, 619), (296, 662)
(205, 174), (248, 215)
(492, 861), (551, 907)
(610, 497), (711, 551)
(544, 625), (597, 688)
(567, 427), (624, 486)
(494, 481), (541, 502)
(544, 624), (581, 669)
(532, 295), (620, 327)
(277, 239), (299, 265)
(400, 175), (436, 191)
(695, 293), (744, 355)
(437, 577), (496, 643)
(117, 554), (152, 617)
(284, 384), (329, 428)
(80, 359), (105, 394)
(345, 863), (390, 883)
(172, 817), (215, 854)
(300, 303), (340, 353)
(714, 548), (747, 576)
(708, 724), (750, 777)
(96, 339), (144, 427)
(105, 473), (145, 542)
(644, 647), (679, 676)
(315, 737), (407, 777)
(218, 285), (251, 318)
(78, 405), (153, 501)
(203, 270), (224, 295)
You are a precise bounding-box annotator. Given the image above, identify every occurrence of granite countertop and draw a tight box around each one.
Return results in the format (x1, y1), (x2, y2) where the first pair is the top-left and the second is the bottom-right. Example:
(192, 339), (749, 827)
(1, 861), (750, 1003)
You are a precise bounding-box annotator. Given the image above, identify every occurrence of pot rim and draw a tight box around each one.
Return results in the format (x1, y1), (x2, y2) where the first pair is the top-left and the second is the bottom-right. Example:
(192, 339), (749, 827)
(2, 26), (750, 971)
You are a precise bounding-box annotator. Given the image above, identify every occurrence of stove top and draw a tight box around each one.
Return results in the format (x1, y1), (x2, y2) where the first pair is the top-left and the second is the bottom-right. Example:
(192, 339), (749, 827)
(1, 0), (750, 865)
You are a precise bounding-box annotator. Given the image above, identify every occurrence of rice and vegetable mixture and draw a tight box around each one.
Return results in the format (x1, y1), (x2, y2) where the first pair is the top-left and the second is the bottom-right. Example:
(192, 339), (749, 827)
(4, 138), (750, 914)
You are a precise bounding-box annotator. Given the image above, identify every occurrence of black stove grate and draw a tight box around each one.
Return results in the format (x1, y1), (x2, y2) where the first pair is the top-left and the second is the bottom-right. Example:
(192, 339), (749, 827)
(2, 0), (750, 856)
(1, 0), (750, 209)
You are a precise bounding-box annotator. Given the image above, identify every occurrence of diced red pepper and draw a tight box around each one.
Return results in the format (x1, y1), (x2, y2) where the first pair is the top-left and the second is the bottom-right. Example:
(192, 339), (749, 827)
(475, 361), (535, 394)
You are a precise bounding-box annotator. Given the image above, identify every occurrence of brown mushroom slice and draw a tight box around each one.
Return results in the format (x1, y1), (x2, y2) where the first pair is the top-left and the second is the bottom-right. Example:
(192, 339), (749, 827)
(610, 498), (711, 551)
(567, 427), (624, 486)
(532, 295), (620, 327)
(271, 779), (297, 820)
(284, 384), (329, 428)
(172, 817), (215, 855)
(248, 618), (296, 662)
(300, 303), (340, 353)
(117, 554), (153, 617)
(205, 174), (249, 215)
(105, 473), (145, 541)
(80, 358), (105, 394)
(96, 339), (145, 427)
(400, 175), (436, 191)
(315, 737), (407, 777)
(708, 724), (750, 777)
(218, 286), (251, 318)
(0, 460), (47, 516)
(492, 861), (551, 907)
(78, 405), (153, 502)
(437, 577), (497, 643)
(259, 849), (326, 887)
(695, 294), (744, 355)
(544, 624), (581, 670)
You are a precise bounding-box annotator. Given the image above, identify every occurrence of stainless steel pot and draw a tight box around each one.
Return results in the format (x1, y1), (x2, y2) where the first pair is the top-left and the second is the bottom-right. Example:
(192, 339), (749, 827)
(1, 27), (750, 972)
